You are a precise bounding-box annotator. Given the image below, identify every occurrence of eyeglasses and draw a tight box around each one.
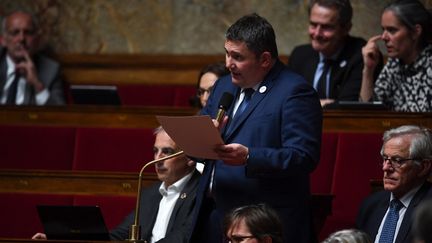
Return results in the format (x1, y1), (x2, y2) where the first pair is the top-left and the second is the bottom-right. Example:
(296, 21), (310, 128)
(381, 155), (418, 168)
(153, 147), (178, 157)
(226, 235), (256, 243)
(197, 86), (213, 97)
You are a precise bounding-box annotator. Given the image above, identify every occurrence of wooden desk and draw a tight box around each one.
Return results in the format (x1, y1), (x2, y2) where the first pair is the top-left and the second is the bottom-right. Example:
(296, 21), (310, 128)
(1, 106), (431, 131)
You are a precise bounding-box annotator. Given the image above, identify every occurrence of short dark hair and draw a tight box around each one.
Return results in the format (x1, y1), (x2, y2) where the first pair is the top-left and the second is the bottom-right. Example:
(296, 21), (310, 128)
(384, 0), (432, 47)
(225, 13), (278, 59)
(310, 0), (353, 27)
(224, 204), (283, 243)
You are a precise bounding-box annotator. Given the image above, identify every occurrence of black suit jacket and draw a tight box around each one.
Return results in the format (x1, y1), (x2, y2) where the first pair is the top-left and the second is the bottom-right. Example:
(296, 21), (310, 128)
(356, 181), (432, 243)
(110, 170), (201, 243)
(288, 36), (383, 101)
(0, 47), (65, 105)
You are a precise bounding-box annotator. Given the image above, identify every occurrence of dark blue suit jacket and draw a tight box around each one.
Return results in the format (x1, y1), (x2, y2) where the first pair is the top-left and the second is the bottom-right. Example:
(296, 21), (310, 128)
(191, 60), (322, 243)
(356, 181), (432, 243)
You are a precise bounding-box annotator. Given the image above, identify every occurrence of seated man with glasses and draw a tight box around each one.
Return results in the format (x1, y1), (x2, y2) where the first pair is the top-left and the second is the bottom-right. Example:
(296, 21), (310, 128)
(33, 126), (200, 242)
(356, 125), (432, 243)
(223, 204), (283, 243)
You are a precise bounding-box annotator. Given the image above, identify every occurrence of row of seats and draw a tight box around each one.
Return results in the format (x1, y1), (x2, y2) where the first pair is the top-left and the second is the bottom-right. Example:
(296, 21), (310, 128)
(0, 125), (155, 172)
(0, 125), (384, 240)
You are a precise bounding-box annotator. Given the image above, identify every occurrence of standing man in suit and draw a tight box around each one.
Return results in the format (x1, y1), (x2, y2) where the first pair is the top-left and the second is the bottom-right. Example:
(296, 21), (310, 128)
(1, 10), (65, 105)
(33, 127), (200, 242)
(287, 0), (382, 107)
(190, 13), (322, 243)
(356, 125), (432, 243)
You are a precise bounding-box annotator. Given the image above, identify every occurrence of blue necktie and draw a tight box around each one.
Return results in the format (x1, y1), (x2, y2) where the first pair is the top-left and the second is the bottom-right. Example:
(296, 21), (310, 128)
(379, 199), (403, 243)
(234, 88), (254, 119)
(317, 59), (332, 99)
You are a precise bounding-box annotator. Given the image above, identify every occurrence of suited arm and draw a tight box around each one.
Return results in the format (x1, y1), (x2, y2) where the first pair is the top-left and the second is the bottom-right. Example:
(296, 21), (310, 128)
(109, 211), (134, 240)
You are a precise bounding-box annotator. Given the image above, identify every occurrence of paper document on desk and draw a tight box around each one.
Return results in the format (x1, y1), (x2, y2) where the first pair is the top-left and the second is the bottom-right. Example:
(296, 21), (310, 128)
(156, 115), (224, 160)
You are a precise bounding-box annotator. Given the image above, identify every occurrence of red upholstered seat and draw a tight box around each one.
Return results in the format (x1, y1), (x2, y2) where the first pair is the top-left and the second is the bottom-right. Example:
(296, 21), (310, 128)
(73, 195), (136, 231)
(0, 126), (75, 170)
(319, 132), (383, 239)
(117, 85), (196, 107)
(72, 127), (155, 172)
(311, 132), (339, 194)
(0, 193), (73, 238)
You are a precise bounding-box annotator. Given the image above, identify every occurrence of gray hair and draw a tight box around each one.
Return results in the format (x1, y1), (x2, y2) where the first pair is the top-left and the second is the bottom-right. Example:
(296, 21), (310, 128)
(1, 10), (38, 35)
(381, 125), (432, 164)
(322, 229), (372, 243)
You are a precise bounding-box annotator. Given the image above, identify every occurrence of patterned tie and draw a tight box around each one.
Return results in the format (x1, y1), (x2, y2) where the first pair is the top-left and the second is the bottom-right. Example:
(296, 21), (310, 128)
(234, 88), (254, 119)
(378, 199), (403, 243)
(6, 72), (20, 105)
(317, 59), (332, 99)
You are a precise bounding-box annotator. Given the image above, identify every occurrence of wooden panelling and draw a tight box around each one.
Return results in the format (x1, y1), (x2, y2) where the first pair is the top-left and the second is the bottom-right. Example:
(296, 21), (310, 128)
(1, 106), (431, 131)
(56, 54), (289, 85)
(0, 170), (156, 196)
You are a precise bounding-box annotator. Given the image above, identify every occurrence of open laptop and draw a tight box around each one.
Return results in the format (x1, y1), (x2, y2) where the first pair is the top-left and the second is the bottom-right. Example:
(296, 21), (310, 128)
(324, 101), (388, 110)
(37, 205), (110, 240)
(70, 85), (121, 105)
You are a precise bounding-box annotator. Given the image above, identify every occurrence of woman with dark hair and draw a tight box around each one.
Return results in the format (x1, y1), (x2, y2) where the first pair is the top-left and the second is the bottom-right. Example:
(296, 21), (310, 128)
(191, 62), (229, 108)
(223, 204), (283, 243)
(360, 0), (432, 112)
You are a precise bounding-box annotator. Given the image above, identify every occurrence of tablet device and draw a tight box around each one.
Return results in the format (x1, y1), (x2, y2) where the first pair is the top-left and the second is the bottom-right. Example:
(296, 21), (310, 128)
(70, 85), (121, 105)
(37, 205), (110, 240)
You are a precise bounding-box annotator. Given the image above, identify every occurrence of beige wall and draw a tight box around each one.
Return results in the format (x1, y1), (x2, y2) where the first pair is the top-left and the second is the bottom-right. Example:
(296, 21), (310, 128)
(1, 0), (431, 55)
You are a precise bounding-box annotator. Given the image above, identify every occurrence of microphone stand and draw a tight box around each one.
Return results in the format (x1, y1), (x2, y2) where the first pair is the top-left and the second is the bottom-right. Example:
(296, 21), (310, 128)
(127, 150), (185, 242)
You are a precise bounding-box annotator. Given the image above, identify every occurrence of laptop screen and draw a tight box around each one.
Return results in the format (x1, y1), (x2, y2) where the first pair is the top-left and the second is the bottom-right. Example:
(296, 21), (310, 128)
(70, 85), (121, 105)
(37, 205), (110, 241)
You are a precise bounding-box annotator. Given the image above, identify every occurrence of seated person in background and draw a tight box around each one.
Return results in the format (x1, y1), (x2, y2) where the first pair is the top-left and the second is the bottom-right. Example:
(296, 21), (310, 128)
(356, 125), (432, 243)
(288, 0), (382, 107)
(360, 0), (432, 112)
(190, 61), (229, 108)
(33, 126), (200, 243)
(223, 204), (283, 243)
(322, 229), (372, 243)
(0, 10), (65, 105)
(412, 199), (432, 243)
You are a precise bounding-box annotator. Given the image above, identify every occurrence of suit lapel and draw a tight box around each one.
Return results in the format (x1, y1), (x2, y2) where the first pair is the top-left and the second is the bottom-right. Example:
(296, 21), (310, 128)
(307, 52), (320, 86)
(140, 186), (163, 240)
(371, 194), (391, 241)
(165, 170), (199, 233)
(395, 182), (431, 243)
(0, 49), (8, 97)
(224, 61), (282, 141)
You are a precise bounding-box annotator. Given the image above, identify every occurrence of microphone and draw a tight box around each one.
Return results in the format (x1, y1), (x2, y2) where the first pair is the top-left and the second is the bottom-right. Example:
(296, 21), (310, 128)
(127, 150), (185, 242)
(215, 92), (234, 123)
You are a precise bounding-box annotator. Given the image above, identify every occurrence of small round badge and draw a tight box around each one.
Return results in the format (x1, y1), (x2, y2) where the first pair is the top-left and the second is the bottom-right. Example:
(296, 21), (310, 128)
(259, 86), (267, 93)
(339, 60), (347, 68)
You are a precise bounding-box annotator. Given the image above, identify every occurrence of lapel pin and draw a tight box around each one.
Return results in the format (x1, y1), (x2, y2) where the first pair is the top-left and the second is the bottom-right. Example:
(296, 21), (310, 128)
(259, 86), (267, 93)
(180, 193), (187, 199)
(339, 60), (347, 68)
